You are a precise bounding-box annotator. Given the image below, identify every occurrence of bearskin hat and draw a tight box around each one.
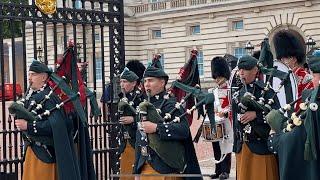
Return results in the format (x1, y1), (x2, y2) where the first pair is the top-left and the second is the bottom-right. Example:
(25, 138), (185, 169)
(125, 60), (146, 83)
(211, 56), (231, 79)
(252, 50), (261, 60)
(223, 54), (238, 70)
(273, 30), (305, 64)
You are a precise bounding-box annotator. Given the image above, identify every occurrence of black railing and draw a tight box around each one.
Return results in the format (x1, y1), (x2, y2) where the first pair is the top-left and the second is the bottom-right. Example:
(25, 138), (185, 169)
(0, 0), (124, 179)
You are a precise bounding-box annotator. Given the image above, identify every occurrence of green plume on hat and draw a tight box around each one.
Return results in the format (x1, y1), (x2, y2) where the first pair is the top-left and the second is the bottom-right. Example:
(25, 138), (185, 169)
(120, 67), (139, 82)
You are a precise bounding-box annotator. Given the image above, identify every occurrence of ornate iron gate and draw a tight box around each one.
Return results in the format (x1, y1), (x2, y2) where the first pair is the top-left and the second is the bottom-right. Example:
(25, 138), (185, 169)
(0, 0), (124, 179)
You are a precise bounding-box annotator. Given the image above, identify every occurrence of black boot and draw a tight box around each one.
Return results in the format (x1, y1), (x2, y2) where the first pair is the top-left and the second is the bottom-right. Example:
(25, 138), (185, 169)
(219, 172), (229, 179)
(209, 174), (220, 179)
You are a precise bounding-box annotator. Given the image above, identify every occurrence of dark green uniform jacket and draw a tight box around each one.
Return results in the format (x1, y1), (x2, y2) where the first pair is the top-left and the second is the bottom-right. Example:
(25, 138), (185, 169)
(233, 80), (281, 155)
(119, 89), (143, 153)
(268, 89), (320, 180)
(24, 85), (81, 180)
(134, 91), (202, 179)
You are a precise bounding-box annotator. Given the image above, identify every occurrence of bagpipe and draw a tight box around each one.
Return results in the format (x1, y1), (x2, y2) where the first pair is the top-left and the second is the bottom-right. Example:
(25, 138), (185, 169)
(9, 41), (101, 145)
(266, 86), (319, 134)
(136, 49), (216, 172)
(9, 85), (80, 146)
(118, 88), (139, 117)
(231, 38), (299, 137)
(117, 87), (141, 140)
(138, 90), (186, 172)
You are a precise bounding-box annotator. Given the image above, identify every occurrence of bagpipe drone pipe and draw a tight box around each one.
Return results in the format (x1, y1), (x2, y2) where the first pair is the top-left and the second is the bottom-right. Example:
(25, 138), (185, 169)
(138, 86), (215, 172)
(9, 41), (101, 147)
(136, 49), (215, 172)
(233, 38), (299, 138)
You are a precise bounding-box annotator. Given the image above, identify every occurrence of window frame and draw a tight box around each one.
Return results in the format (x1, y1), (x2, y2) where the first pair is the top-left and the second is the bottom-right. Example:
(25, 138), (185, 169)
(228, 18), (244, 31)
(94, 33), (101, 42)
(186, 23), (201, 36)
(227, 42), (247, 59)
(190, 24), (200, 35)
(95, 57), (103, 81)
(149, 27), (162, 39)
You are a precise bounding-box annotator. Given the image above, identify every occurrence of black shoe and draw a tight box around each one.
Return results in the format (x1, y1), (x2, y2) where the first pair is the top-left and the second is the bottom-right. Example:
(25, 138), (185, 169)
(219, 172), (229, 179)
(209, 174), (219, 179)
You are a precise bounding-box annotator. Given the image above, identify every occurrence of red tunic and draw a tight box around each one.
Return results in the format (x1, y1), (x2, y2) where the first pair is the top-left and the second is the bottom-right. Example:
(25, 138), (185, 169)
(216, 83), (232, 124)
(293, 67), (314, 111)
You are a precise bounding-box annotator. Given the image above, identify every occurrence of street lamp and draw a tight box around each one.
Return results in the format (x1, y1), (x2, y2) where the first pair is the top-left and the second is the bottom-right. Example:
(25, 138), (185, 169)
(37, 46), (43, 62)
(245, 41), (254, 55)
(306, 36), (316, 53)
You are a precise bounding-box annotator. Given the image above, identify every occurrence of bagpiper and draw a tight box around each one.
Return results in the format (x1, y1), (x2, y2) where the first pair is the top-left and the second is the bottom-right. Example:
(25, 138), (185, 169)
(232, 55), (280, 180)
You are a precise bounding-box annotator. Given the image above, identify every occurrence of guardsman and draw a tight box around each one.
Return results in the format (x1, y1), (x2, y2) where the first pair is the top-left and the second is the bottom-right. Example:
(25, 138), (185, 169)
(267, 49), (320, 180)
(118, 67), (144, 179)
(14, 60), (82, 180)
(134, 65), (202, 180)
(209, 56), (232, 179)
(273, 30), (314, 110)
(232, 55), (280, 180)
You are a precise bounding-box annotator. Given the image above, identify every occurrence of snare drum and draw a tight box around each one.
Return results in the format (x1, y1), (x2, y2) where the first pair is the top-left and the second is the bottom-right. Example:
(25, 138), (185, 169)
(201, 119), (226, 142)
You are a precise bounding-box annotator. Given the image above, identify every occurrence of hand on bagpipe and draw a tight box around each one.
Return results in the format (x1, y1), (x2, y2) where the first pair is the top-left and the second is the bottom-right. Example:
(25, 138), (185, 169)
(138, 89), (203, 172)
(266, 87), (319, 134)
(9, 88), (80, 145)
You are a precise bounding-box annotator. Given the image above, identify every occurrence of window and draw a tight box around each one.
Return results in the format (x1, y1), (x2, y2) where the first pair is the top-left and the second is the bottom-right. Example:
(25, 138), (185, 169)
(95, 58), (102, 80)
(190, 24), (200, 35)
(95, 33), (100, 42)
(197, 50), (204, 77)
(234, 47), (247, 59)
(152, 29), (161, 39)
(149, 28), (161, 39)
(232, 20), (243, 31)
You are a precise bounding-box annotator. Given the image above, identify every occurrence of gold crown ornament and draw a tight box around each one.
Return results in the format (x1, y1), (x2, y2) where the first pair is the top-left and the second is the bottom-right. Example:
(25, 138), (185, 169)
(35, 0), (57, 15)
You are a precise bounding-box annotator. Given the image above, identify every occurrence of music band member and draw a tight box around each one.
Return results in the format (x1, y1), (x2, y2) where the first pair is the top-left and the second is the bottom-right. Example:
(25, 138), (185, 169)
(209, 57), (232, 179)
(232, 55), (280, 180)
(134, 65), (202, 180)
(119, 68), (144, 179)
(14, 60), (82, 180)
(273, 30), (314, 110)
(267, 49), (320, 180)
(126, 60), (146, 91)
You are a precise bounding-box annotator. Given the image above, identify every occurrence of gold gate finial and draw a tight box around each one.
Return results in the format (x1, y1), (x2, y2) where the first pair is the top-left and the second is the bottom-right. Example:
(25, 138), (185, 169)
(35, 0), (57, 15)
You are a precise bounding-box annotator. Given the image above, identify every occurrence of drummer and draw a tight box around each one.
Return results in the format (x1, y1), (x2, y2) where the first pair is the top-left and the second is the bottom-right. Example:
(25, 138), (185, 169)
(273, 30), (313, 110)
(209, 56), (232, 179)
(232, 55), (280, 180)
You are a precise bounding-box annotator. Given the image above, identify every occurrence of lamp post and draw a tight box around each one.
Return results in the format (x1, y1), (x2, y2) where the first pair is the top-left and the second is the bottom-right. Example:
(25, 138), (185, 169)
(37, 46), (43, 62)
(245, 41), (254, 55)
(306, 36), (316, 53)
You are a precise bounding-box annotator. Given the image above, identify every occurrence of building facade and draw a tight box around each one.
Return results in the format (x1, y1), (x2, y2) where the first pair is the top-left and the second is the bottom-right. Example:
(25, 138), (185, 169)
(25, 0), (320, 91)
(124, 0), (319, 88)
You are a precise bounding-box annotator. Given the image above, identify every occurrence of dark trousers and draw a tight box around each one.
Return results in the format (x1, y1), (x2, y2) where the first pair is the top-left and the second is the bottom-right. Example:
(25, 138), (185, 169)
(212, 142), (232, 175)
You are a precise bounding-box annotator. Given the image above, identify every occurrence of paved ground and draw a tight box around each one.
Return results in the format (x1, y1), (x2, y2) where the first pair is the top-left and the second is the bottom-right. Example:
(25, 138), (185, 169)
(190, 117), (236, 180)
(199, 155), (236, 180)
